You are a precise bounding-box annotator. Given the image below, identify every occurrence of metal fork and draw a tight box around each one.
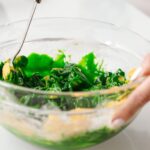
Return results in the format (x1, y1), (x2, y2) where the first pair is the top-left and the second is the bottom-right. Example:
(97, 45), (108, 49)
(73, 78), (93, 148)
(12, 0), (41, 63)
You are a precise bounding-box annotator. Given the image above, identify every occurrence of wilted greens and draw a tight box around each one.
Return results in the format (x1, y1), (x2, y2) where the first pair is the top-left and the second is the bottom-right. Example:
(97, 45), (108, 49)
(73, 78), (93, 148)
(0, 51), (128, 109)
(0, 51), (127, 91)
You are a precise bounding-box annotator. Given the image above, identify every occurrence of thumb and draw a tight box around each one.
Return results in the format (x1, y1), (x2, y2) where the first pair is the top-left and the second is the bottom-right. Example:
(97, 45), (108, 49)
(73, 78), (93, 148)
(112, 77), (150, 124)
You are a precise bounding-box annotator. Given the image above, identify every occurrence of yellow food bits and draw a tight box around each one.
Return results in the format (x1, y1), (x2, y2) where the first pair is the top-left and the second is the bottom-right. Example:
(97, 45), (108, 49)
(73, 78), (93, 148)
(2, 61), (12, 80)
(43, 108), (93, 140)
(128, 68), (136, 79)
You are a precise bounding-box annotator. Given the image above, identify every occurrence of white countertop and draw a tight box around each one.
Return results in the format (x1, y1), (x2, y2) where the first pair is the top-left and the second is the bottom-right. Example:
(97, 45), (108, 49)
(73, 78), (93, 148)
(0, 1), (150, 150)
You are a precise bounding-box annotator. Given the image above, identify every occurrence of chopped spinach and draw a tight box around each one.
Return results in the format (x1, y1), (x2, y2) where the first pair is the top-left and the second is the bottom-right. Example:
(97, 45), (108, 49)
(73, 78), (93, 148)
(0, 61), (4, 79)
(0, 51), (128, 110)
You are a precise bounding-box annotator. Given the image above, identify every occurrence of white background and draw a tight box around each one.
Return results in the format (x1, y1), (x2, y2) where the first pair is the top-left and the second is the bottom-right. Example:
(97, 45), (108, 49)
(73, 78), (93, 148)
(0, 0), (150, 150)
(129, 0), (150, 16)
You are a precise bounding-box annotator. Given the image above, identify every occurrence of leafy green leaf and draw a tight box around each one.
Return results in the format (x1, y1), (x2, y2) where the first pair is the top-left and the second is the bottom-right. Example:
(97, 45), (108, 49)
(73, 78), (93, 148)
(13, 56), (28, 68)
(0, 62), (4, 79)
(24, 53), (53, 77)
(78, 52), (98, 83)
(52, 51), (66, 68)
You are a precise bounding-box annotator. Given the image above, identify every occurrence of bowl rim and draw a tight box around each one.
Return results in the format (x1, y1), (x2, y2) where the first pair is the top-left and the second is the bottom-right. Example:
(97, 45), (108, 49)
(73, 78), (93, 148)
(0, 17), (148, 113)
(0, 78), (144, 115)
(1, 16), (150, 43)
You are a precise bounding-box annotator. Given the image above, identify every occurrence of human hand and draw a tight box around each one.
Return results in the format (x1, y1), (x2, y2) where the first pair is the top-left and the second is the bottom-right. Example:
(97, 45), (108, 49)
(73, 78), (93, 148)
(112, 54), (150, 126)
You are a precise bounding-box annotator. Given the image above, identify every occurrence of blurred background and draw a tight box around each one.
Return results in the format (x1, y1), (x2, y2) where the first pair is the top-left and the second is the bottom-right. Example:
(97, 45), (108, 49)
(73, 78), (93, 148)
(0, 0), (129, 46)
(1, 0), (150, 24)
(0, 0), (128, 25)
(129, 0), (150, 16)
(1, 0), (150, 55)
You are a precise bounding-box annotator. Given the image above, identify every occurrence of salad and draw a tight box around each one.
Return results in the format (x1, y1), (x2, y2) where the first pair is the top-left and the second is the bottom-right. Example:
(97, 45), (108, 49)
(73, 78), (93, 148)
(0, 51), (133, 150)
(0, 51), (127, 109)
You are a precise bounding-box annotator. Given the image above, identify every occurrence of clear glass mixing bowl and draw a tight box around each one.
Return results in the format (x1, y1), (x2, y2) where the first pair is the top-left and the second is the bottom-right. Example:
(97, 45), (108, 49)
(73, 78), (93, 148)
(0, 18), (149, 150)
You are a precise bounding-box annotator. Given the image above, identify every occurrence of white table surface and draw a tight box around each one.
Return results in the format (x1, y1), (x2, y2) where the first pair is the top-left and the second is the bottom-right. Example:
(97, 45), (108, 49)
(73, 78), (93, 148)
(0, 1), (150, 150)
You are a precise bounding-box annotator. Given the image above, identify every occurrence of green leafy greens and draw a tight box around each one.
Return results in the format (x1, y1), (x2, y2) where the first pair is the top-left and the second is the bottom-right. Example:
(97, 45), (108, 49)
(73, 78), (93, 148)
(0, 51), (127, 110)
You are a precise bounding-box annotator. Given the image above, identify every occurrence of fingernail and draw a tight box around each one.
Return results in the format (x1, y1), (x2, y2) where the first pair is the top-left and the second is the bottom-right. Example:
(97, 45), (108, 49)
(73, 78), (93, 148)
(112, 119), (125, 128)
(131, 67), (142, 81)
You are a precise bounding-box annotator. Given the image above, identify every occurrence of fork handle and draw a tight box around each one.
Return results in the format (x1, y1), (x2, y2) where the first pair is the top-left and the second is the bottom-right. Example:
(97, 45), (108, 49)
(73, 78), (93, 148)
(35, 0), (42, 3)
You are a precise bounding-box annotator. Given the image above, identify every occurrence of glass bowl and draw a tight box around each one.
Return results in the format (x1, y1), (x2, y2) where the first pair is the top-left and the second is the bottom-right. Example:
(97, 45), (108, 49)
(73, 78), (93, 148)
(0, 18), (149, 150)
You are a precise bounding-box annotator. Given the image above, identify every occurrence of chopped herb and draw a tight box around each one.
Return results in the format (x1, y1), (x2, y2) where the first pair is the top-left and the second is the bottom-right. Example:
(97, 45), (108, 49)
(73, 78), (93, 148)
(0, 51), (128, 110)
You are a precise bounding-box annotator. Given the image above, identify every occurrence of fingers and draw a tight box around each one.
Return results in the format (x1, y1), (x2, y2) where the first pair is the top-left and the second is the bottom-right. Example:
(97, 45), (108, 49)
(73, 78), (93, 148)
(112, 53), (150, 127)
(112, 76), (150, 123)
(141, 53), (150, 76)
